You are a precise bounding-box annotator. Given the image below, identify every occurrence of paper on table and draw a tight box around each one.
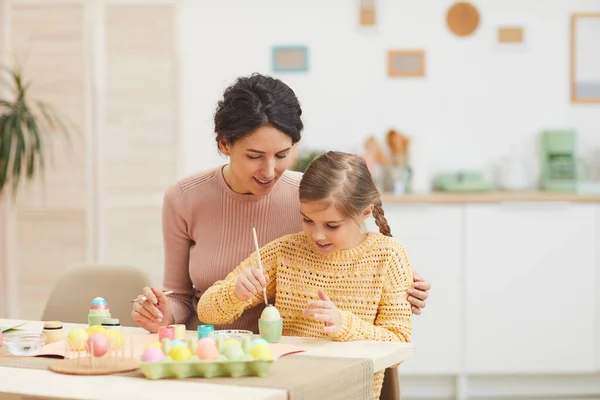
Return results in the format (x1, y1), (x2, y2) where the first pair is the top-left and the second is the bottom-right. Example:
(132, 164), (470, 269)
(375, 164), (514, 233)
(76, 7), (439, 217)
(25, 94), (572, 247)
(0, 319), (27, 332)
(37, 333), (307, 359)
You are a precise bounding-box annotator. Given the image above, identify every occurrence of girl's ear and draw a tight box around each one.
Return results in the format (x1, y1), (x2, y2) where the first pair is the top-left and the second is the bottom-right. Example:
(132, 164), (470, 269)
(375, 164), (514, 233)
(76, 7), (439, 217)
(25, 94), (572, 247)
(362, 204), (374, 220)
(218, 138), (232, 156)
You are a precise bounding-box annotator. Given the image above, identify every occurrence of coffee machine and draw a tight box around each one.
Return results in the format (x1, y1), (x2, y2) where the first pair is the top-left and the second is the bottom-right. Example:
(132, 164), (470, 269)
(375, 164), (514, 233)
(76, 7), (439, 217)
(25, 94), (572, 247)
(540, 130), (587, 192)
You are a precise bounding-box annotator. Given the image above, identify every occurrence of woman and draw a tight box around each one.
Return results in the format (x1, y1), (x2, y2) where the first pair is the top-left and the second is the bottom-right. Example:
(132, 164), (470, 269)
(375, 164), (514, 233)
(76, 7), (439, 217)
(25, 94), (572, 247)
(131, 73), (431, 333)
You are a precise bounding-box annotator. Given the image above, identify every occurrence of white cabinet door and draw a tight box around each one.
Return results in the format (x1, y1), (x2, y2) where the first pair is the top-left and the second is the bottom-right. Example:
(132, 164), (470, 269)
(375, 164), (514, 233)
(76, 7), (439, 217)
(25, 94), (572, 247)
(465, 203), (596, 373)
(382, 204), (463, 375)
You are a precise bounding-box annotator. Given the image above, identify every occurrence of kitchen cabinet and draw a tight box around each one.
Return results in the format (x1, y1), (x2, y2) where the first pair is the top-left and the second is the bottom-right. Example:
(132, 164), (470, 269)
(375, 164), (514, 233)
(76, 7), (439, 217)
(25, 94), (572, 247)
(383, 204), (463, 375)
(464, 203), (596, 373)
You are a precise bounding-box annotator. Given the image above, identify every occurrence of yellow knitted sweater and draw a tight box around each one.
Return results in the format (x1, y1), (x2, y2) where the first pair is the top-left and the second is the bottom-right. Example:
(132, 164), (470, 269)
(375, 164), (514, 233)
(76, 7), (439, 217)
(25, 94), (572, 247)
(197, 231), (413, 400)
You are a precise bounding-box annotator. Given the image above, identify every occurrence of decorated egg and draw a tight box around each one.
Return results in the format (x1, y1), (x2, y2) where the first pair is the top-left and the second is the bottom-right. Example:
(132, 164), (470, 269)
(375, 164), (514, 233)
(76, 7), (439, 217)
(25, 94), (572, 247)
(170, 339), (185, 348)
(196, 338), (219, 360)
(223, 338), (241, 349)
(222, 345), (245, 361)
(250, 343), (273, 360)
(169, 344), (192, 361)
(260, 304), (281, 321)
(145, 340), (162, 350)
(86, 333), (109, 357)
(105, 329), (124, 349)
(250, 338), (269, 348)
(67, 328), (89, 351)
(142, 346), (164, 362)
(90, 297), (109, 311)
(87, 325), (106, 336)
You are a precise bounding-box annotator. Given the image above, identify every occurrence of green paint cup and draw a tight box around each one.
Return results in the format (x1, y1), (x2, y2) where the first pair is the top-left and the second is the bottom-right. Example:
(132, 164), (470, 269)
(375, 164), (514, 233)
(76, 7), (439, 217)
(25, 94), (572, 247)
(258, 319), (282, 343)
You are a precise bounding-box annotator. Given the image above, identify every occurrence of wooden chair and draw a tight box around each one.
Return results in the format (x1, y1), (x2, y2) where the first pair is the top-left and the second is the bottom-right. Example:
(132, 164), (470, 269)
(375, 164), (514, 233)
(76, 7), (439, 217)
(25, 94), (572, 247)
(41, 263), (153, 326)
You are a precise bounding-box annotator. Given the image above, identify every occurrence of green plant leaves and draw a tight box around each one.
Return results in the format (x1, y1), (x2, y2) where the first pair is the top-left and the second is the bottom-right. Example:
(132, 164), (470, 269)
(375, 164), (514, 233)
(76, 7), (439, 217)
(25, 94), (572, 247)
(0, 68), (71, 199)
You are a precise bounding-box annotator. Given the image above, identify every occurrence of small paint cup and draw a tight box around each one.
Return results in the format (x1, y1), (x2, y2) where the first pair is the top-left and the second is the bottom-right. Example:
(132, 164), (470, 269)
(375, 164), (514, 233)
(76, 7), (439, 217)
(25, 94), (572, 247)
(197, 324), (214, 339)
(258, 319), (283, 343)
(158, 325), (175, 342)
(42, 321), (64, 345)
(171, 324), (186, 340)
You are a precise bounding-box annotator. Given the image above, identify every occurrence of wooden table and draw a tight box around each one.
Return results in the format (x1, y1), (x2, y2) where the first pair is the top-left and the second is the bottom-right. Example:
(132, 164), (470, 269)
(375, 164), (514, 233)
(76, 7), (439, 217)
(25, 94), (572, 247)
(0, 320), (414, 400)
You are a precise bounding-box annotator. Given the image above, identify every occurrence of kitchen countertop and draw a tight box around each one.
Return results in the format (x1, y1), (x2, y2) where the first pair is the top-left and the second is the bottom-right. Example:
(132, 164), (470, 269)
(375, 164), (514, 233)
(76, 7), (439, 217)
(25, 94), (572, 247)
(381, 191), (600, 204)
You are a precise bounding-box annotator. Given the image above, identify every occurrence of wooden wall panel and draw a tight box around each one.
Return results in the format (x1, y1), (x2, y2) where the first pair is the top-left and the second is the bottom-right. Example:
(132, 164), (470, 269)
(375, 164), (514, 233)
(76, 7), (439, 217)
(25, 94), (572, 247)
(11, 3), (87, 209)
(103, 3), (177, 283)
(9, 2), (88, 319)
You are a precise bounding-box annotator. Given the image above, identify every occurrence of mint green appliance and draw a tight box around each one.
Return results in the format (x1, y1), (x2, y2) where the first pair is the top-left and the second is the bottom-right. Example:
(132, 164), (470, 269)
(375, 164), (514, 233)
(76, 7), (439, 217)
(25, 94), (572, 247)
(540, 130), (587, 192)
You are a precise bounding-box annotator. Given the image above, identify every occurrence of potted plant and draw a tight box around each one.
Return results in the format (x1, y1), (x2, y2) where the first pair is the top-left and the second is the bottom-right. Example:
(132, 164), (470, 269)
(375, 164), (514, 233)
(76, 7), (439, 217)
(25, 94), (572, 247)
(288, 148), (324, 173)
(0, 66), (72, 199)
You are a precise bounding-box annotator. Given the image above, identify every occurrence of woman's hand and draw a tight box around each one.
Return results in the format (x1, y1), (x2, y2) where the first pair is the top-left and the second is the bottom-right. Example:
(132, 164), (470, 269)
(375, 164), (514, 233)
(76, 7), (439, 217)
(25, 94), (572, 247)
(131, 287), (174, 333)
(234, 267), (269, 301)
(408, 271), (431, 315)
(303, 289), (342, 334)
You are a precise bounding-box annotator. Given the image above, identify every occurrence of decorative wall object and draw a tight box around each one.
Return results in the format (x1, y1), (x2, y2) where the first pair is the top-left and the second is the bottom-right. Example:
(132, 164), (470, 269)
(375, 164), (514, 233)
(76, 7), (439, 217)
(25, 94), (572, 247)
(272, 46), (309, 73)
(571, 13), (600, 103)
(387, 50), (425, 77)
(446, 2), (480, 37)
(498, 27), (524, 44)
(359, 0), (376, 27)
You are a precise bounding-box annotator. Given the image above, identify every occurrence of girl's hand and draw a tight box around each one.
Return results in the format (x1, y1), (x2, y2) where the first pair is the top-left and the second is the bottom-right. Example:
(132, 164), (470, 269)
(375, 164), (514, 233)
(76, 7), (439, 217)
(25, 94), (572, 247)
(131, 287), (174, 333)
(303, 289), (342, 334)
(234, 267), (269, 301)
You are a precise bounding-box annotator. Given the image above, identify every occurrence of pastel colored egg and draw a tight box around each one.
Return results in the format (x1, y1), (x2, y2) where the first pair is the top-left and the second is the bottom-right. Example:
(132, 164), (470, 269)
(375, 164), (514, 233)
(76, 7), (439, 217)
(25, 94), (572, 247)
(260, 305), (281, 321)
(223, 338), (241, 348)
(142, 346), (164, 362)
(145, 341), (162, 350)
(169, 345), (192, 361)
(105, 330), (124, 349)
(86, 333), (109, 357)
(222, 345), (245, 361)
(249, 343), (273, 360)
(170, 339), (185, 348)
(67, 328), (89, 351)
(90, 297), (109, 310)
(87, 325), (107, 336)
(250, 338), (269, 348)
(196, 340), (219, 360)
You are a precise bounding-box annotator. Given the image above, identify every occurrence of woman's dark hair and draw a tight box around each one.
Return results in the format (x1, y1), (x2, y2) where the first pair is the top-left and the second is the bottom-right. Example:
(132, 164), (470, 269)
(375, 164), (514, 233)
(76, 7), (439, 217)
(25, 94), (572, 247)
(214, 73), (303, 150)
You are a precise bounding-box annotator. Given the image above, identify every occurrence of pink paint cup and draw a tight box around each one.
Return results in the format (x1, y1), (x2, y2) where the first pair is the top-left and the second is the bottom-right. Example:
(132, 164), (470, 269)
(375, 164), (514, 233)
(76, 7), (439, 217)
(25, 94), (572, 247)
(158, 325), (175, 342)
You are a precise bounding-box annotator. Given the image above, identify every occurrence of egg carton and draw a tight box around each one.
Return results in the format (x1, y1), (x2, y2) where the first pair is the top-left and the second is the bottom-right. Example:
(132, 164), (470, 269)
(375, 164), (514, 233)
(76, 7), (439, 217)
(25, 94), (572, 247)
(138, 357), (274, 379)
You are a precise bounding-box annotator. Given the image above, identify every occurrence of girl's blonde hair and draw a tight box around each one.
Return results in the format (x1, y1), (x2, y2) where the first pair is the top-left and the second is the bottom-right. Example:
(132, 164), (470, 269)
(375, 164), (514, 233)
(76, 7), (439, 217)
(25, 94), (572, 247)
(298, 151), (392, 237)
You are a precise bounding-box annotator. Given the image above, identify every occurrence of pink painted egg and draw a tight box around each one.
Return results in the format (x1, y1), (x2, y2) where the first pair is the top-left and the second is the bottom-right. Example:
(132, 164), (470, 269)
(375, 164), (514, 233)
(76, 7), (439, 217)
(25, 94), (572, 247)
(86, 333), (109, 357)
(196, 337), (219, 360)
(142, 346), (164, 362)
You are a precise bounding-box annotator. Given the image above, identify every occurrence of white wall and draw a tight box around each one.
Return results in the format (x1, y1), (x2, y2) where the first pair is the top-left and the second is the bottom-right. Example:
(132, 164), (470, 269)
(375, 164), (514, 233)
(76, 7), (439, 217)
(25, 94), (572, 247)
(180, 0), (600, 192)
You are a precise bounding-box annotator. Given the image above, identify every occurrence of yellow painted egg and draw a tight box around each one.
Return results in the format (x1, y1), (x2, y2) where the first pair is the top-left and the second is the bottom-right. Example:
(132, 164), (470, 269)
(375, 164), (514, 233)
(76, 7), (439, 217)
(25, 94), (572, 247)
(168, 345), (192, 361)
(223, 338), (241, 348)
(86, 325), (106, 336)
(67, 328), (89, 351)
(105, 330), (124, 349)
(249, 343), (273, 360)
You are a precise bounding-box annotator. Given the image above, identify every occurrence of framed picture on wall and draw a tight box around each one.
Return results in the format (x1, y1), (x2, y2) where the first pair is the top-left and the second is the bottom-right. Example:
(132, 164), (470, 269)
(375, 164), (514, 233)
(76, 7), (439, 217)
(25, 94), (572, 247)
(359, 0), (376, 27)
(571, 13), (600, 103)
(497, 27), (524, 44)
(387, 50), (425, 77)
(272, 46), (309, 73)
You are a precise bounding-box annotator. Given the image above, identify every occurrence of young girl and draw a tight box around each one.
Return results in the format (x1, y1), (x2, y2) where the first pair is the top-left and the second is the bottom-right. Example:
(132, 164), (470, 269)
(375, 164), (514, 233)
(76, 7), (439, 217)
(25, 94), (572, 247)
(197, 151), (413, 400)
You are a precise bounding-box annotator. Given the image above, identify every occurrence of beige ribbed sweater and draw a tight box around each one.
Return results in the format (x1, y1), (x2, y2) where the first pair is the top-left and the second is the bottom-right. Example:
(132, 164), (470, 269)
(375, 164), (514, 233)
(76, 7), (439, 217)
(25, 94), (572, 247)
(161, 165), (303, 332)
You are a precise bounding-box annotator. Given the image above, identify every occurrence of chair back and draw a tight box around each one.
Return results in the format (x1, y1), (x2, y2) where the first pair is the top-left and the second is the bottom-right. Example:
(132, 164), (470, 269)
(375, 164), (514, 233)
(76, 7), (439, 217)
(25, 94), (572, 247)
(41, 263), (153, 327)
